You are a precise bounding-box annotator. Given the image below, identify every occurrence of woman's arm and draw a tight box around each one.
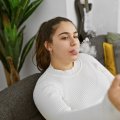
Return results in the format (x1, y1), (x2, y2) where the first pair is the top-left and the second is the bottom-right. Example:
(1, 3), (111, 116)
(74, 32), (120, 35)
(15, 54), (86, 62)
(33, 82), (71, 120)
(33, 80), (120, 120)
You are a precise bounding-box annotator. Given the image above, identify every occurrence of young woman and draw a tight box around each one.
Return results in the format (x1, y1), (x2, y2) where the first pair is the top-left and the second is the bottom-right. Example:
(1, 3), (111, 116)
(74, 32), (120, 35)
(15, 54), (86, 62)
(33, 17), (120, 120)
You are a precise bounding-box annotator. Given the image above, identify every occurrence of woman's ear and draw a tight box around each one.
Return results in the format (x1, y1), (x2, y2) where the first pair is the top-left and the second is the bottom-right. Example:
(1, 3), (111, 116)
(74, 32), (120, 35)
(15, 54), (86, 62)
(44, 41), (52, 51)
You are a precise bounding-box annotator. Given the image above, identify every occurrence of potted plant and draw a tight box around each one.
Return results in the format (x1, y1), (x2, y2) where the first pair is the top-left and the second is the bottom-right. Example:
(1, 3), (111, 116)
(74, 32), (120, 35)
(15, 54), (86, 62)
(0, 0), (43, 86)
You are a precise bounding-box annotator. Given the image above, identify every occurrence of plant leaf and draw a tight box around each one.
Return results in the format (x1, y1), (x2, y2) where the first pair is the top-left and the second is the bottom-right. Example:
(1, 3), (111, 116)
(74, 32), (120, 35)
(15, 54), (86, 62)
(0, 26), (5, 47)
(0, 38), (6, 56)
(20, 0), (30, 10)
(0, 51), (10, 72)
(12, 0), (30, 28)
(13, 6), (24, 28)
(9, 0), (19, 9)
(18, 35), (36, 72)
(13, 27), (24, 69)
(0, 0), (11, 15)
(19, 0), (43, 26)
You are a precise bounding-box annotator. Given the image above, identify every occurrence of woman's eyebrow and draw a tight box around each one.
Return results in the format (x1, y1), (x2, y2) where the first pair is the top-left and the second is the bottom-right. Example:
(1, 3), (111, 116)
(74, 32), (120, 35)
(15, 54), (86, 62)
(58, 31), (78, 36)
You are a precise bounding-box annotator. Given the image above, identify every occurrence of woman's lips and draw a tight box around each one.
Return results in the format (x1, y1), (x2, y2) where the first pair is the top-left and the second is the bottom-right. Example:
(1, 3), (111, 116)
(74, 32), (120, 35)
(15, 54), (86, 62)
(69, 49), (79, 55)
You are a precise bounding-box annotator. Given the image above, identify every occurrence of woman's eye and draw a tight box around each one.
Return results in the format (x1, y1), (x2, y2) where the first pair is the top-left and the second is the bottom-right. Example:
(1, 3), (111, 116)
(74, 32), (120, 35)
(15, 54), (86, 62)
(61, 37), (69, 40)
(74, 35), (78, 39)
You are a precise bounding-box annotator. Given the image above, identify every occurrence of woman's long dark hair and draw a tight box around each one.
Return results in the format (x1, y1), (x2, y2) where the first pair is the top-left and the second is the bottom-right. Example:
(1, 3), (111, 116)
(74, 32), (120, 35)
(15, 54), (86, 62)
(35, 17), (73, 72)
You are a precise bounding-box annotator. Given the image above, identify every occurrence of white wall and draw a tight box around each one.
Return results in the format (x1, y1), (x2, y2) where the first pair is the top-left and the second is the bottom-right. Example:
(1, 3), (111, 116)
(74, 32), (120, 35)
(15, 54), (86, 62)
(66, 0), (77, 26)
(92, 0), (119, 35)
(0, 62), (7, 91)
(117, 0), (120, 33)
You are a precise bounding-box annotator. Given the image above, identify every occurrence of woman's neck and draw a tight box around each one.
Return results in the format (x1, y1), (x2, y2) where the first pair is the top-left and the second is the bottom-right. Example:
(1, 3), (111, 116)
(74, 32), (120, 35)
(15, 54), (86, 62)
(50, 60), (74, 71)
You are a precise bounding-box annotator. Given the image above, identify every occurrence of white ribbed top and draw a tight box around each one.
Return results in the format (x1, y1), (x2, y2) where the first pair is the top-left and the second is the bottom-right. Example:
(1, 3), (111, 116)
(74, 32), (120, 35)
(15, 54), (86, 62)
(33, 53), (120, 120)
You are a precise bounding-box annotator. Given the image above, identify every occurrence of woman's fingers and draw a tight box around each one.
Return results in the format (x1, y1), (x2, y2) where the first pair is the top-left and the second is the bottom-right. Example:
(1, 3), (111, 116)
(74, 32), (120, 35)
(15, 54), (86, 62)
(108, 74), (120, 111)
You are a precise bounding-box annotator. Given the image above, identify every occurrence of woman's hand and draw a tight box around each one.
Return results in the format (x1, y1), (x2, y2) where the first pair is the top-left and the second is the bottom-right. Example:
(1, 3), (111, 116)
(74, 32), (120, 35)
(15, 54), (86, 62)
(108, 74), (120, 111)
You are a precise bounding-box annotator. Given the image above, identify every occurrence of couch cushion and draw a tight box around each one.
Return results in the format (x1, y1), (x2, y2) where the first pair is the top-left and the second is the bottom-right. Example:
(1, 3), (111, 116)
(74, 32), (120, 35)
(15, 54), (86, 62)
(103, 42), (117, 75)
(89, 35), (106, 65)
(0, 73), (46, 120)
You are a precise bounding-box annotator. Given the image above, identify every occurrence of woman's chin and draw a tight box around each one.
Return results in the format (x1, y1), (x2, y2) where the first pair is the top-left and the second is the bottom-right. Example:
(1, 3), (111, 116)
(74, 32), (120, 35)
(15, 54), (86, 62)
(70, 54), (79, 61)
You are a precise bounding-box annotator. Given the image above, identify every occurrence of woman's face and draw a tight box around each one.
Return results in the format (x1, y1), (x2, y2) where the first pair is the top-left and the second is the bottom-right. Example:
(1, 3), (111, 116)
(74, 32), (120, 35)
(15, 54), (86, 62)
(46, 21), (80, 65)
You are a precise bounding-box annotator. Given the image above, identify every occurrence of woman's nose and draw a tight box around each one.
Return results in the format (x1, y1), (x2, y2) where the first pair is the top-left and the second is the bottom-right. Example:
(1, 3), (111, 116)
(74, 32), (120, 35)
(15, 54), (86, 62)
(70, 37), (76, 46)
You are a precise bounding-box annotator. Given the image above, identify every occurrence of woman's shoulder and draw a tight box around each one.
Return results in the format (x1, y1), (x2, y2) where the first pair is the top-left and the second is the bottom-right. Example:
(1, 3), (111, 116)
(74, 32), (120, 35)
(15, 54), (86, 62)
(35, 69), (62, 90)
(36, 71), (53, 85)
(33, 70), (63, 99)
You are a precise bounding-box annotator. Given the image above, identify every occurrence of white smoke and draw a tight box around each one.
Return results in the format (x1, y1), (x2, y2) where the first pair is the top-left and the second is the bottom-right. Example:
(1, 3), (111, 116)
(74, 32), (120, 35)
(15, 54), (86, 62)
(79, 37), (96, 57)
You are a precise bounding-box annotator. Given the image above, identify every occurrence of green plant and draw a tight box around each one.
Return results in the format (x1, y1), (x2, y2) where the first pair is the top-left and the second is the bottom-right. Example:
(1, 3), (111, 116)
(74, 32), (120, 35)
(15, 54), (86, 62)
(0, 0), (43, 86)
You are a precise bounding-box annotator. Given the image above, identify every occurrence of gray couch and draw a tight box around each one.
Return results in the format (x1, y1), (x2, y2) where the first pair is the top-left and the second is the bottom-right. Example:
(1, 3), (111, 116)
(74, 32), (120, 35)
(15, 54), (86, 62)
(0, 35), (106, 120)
(0, 73), (45, 120)
(90, 35), (106, 65)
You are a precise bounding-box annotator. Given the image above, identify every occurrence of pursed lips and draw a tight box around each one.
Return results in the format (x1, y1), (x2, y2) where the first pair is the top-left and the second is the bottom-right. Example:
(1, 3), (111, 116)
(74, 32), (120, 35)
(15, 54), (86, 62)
(69, 49), (79, 55)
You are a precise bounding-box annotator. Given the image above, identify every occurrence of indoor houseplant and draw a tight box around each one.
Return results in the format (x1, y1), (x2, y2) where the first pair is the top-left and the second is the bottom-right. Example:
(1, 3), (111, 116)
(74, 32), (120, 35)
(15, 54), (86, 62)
(0, 0), (43, 86)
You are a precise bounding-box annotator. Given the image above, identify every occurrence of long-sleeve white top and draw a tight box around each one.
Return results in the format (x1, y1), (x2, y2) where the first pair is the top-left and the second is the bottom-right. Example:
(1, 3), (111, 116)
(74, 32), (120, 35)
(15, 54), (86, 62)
(33, 53), (120, 120)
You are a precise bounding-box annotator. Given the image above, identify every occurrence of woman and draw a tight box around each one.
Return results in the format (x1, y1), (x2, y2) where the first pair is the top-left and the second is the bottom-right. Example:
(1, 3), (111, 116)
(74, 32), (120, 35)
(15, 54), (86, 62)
(33, 17), (120, 120)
